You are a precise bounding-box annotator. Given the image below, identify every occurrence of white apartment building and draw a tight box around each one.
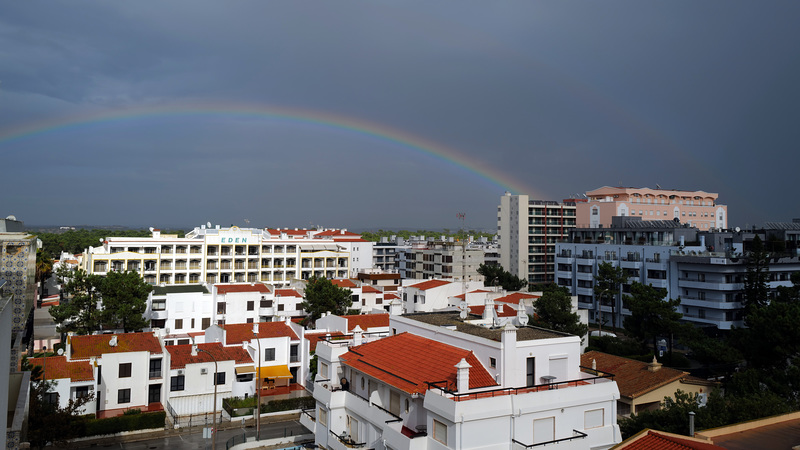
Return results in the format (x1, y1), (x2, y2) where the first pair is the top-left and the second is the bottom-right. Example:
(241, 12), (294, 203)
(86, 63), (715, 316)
(498, 193), (577, 285)
(304, 313), (621, 449)
(81, 225), (352, 288)
(401, 280), (485, 313)
(29, 355), (96, 415)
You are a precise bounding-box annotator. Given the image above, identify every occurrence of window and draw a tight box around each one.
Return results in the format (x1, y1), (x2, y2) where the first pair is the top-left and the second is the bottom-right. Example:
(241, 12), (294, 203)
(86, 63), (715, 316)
(433, 419), (448, 445)
(247, 301), (254, 311)
(44, 392), (59, 405)
(585, 408), (604, 429)
(320, 362), (329, 379)
(202, 318), (211, 329)
(265, 348), (276, 361)
(318, 407), (328, 426)
(149, 359), (162, 378)
(171, 375), (185, 391)
(290, 344), (299, 363)
(119, 363), (132, 378)
(277, 304), (285, 311)
(118, 388), (131, 404)
(75, 386), (90, 399)
(152, 299), (166, 311)
(405, 398), (410, 413)
(260, 299), (273, 308)
(526, 357), (535, 387)
(175, 319), (183, 330)
(215, 372), (226, 385)
(490, 357), (496, 368)
(217, 302), (226, 314)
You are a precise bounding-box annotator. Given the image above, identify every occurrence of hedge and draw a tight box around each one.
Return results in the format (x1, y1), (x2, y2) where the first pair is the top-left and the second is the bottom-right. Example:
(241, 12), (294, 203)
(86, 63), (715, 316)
(260, 396), (315, 413)
(83, 411), (166, 436)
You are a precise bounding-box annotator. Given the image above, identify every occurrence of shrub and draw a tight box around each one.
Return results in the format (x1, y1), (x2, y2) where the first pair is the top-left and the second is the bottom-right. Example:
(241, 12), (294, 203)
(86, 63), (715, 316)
(82, 411), (165, 436)
(260, 396), (315, 413)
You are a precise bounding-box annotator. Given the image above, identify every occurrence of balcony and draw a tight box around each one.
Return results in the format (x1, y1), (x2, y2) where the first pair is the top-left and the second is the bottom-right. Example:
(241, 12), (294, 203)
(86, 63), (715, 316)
(299, 408), (316, 434)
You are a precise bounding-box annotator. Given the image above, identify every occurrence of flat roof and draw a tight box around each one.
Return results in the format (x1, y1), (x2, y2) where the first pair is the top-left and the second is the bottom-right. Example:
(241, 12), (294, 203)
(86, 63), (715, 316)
(153, 285), (210, 295)
(401, 312), (568, 342)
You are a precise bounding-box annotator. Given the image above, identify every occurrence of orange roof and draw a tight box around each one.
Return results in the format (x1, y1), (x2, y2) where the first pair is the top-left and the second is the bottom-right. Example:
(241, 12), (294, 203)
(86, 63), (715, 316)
(216, 284), (271, 294)
(266, 228), (309, 236)
(275, 289), (301, 297)
(314, 229), (361, 237)
(361, 285), (381, 294)
(29, 356), (93, 382)
(615, 430), (725, 449)
(331, 279), (358, 288)
(340, 332), (497, 395)
(343, 314), (390, 331)
(167, 342), (253, 369)
(304, 331), (346, 352)
(222, 321), (299, 344)
(331, 238), (368, 242)
(468, 304), (517, 318)
(495, 292), (539, 304)
(70, 332), (163, 359)
(384, 293), (399, 300)
(582, 351), (698, 399)
(408, 279), (450, 290)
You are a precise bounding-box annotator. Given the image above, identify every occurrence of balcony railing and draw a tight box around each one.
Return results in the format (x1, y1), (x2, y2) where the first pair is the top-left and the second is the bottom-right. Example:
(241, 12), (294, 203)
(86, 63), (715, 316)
(149, 370), (162, 379)
(330, 430), (366, 448)
(512, 429), (587, 448)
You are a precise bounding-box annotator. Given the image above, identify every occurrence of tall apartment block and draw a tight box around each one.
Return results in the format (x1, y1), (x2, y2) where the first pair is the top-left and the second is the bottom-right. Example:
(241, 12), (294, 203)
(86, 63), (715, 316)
(498, 193), (576, 285)
(576, 186), (728, 230)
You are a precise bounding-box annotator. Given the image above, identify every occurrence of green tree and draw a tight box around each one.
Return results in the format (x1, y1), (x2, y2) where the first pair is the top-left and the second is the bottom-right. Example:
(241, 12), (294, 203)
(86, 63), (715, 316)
(300, 276), (353, 326)
(593, 262), (627, 330)
(35, 249), (54, 305)
(477, 264), (527, 291)
(50, 267), (102, 335)
(623, 282), (682, 357)
(533, 284), (588, 340)
(98, 270), (153, 332)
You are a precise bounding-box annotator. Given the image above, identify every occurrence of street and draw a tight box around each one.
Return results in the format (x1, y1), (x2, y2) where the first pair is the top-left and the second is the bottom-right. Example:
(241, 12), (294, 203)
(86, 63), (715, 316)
(66, 419), (310, 450)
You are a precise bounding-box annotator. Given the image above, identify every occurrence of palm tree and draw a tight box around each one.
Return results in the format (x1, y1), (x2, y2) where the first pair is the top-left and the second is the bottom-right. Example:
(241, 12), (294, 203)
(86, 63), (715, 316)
(35, 249), (54, 307)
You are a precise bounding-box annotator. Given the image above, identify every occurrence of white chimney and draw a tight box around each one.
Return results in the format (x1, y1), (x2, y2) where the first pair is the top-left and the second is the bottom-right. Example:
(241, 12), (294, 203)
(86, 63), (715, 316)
(352, 325), (364, 346)
(455, 358), (471, 394)
(253, 323), (259, 334)
(108, 336), (118, 347)
(191, 344), (198, 357)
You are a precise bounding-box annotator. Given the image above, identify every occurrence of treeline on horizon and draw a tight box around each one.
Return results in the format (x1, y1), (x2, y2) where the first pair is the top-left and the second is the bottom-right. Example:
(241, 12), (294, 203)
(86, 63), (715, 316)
(360, 229), (496, 242)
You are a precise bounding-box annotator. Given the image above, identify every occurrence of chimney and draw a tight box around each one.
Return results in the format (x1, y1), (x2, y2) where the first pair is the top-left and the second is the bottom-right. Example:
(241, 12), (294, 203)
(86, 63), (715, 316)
(352, 325), (363, 346)
(592, 359), (597, 371)
(455, 358), (471, 394)
(689, 411), (696, 437)
(108, 336), (118, 347)
(191, 344), (198, 356)
(700, 235), (706, 248)
(647, 356), (662, 372)
(253, 323), (259, 334)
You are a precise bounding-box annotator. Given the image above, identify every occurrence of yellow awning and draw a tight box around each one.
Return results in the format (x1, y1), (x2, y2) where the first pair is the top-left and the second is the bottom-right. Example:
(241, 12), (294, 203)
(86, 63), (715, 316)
(258, 365), (293, 379)
(235, 365), (256, 375)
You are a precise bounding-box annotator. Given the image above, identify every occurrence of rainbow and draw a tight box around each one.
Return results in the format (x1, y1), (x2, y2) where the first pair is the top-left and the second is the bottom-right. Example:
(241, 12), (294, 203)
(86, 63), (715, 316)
(0, 102), (539, 196)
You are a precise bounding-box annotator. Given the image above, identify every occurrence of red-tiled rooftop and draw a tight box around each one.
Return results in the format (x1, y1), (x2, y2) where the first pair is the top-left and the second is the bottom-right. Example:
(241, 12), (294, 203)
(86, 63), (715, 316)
(275, 289), (302, 297)
(167, 342), (253, 369)
(495, 292), (540, 304)
(314, 229), (361, 237)
(266, 228), (309, 236)
(222, 321), (299, 344)
(331, 279), (358, 289)
(342, 314), (390, 331)
(361, 285), (381, 294)
(216, 283), (271, 294)
(29, 356), (93, 382)
(384, 293), (399, 300)
(614, 430), (726, 449)
(70, 332), (163, 359)
(468, 304), (518, 318)
(304, 331), (346, 352)
(582, 351), (701, 399)
(408, 279), (451, 290)
(340, 332), (497, 395)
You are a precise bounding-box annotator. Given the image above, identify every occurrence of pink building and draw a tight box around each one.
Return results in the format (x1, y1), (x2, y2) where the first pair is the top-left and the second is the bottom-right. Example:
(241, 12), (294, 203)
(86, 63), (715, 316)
(575, 186), (728, 230)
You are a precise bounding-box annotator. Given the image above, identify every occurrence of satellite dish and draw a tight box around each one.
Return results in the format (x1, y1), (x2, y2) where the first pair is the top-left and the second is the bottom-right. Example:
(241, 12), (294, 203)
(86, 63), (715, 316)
(149, 227), (154, 232)
(57, 348), (64, 356)
(457, 301), (468, 319)
(207, 222), (212, 228)
(735, 227), (741, 232)
(518, 314), (529, 326)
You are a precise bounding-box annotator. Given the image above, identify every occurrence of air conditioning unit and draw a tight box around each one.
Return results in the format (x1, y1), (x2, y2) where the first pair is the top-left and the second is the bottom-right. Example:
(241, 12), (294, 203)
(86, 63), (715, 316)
(177, 369), (185, 376)
(200, 368), (208, 375)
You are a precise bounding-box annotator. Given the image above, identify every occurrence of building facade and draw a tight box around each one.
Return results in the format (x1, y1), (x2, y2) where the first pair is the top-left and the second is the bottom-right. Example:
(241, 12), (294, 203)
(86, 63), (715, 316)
(575, 186), (727, 230)
(82, 225), (352, 288)
(498, 193), (577, 285)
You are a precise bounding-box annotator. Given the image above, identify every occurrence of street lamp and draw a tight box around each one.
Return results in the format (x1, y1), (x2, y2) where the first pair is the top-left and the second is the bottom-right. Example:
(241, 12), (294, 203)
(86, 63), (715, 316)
(197, 348), (219, 450)
(253, 333), (262, 441)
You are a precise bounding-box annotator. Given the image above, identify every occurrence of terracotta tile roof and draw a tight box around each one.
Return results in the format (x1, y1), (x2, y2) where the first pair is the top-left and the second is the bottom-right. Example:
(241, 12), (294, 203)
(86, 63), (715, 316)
(267, 228), (309, 236)
(468, 304), (518, 318)
(304, 331), (346, 352)
(29, 356), (93, 382)
(70, 332), (163, 359)
(361, 285), (381, 294)
(342, 314), (390, 331)
(275, 289), (301, 297)
(495, 292), (540, 304)
(331, 279), (358, 288)
(408, 279), (450, 291)
(221, 321), (299, 344)
(582, 351), (691, 399)
(340, 332), (497, 395)
(314, 229), (361, 237)
(615, 429), (725, 449)
(216, 283), (271, 294)
(167, 342), (253, 369)
(453, 290), (490, 299)
(331, 238), (368, 242)
(384, 293), (399, 300)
